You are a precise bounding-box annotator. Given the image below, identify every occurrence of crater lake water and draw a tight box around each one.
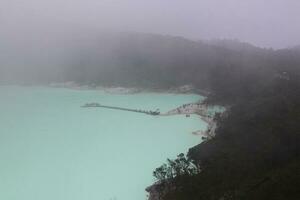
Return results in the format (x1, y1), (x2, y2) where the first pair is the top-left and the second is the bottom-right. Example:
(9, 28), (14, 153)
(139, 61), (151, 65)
(0, 86), (206, 200)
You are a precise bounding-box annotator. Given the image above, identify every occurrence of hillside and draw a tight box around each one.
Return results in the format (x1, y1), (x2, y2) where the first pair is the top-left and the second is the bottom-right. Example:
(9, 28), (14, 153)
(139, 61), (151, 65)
(1, 32), (300, 199)
(148, 38), (300, 199)
(0, 32), (274, 90)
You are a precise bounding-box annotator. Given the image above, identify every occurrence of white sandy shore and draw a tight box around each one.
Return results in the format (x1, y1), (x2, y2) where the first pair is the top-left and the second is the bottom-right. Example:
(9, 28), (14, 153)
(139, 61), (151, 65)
(48, 82), (206, 95)
(161, 102), (218, 138)
(49, 82), (142, 94)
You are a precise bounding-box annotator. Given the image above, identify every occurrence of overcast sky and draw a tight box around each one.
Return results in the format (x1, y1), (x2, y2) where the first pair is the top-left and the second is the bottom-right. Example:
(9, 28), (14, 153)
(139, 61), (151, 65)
(1, 0), (300, 49)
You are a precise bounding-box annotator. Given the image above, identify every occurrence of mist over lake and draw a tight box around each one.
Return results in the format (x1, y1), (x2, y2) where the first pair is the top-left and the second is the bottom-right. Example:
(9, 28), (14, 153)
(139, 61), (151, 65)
(1, 0), (300, 199)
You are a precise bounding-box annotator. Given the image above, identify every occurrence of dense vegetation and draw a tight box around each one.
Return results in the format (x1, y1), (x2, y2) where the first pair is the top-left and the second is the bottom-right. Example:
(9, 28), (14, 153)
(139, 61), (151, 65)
(0, 33), (275, 89)
(151, 41), (300, 199)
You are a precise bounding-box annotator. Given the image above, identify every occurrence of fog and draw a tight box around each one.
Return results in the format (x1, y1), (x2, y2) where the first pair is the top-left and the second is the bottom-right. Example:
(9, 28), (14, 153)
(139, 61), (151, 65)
(1, 2), (300, 199)
(2, 0), (300, 48)
(1, 0), (300, 83)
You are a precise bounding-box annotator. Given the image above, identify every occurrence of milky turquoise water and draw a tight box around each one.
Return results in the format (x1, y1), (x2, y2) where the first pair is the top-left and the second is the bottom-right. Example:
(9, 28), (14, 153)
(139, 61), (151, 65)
(0, 86), (206, 200)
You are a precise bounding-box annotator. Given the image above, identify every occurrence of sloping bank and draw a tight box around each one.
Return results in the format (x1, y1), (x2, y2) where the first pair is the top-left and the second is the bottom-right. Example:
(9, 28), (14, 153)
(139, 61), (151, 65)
(146, 101), (225, 200)
(145, 76), (300, 200)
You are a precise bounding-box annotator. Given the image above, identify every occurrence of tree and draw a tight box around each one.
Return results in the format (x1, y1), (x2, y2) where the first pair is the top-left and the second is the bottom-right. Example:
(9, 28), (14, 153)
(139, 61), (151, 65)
(153, 153), (200, 182)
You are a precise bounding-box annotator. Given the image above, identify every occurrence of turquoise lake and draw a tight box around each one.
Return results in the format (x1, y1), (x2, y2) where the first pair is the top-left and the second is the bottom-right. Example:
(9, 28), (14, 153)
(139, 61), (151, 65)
(0, 86), (206, 200)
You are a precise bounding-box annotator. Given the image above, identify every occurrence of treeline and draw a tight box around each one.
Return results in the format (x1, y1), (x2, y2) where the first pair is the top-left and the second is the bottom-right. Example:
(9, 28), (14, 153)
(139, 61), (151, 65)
(61, 34), (277, 91)
(1, 32), (294, 92)
(150, 40), (300, 199)
(61, 33), (218, 88)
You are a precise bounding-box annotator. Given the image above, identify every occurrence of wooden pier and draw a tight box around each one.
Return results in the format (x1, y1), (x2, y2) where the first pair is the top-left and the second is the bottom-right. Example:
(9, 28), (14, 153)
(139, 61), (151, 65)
(81, 103), (160, 116)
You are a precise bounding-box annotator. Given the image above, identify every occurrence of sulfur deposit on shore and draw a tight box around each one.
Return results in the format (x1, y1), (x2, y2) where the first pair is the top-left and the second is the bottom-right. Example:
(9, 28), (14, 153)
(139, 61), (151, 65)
(161, 102), (207, 116)
(48, 82), (209, 95)
(49, 82), (141, 94)
(161, 102), (220, 139)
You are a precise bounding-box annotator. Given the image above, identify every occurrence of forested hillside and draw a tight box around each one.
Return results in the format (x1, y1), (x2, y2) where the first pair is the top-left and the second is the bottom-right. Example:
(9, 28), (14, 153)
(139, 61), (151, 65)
(0, 33), (275, 89)
(1, 32), (299, 199)
(61, 34), (277, 90)
(149, 38), (300, 199)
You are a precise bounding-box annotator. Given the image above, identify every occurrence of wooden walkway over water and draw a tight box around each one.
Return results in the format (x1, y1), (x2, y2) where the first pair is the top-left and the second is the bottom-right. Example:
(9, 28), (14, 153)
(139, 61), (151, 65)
(81, 103), (160, 116)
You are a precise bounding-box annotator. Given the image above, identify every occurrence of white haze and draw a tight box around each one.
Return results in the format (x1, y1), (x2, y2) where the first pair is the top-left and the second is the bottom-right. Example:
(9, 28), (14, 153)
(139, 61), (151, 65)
(1, 0), (300, 49)
(1, 0), (300, 83)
